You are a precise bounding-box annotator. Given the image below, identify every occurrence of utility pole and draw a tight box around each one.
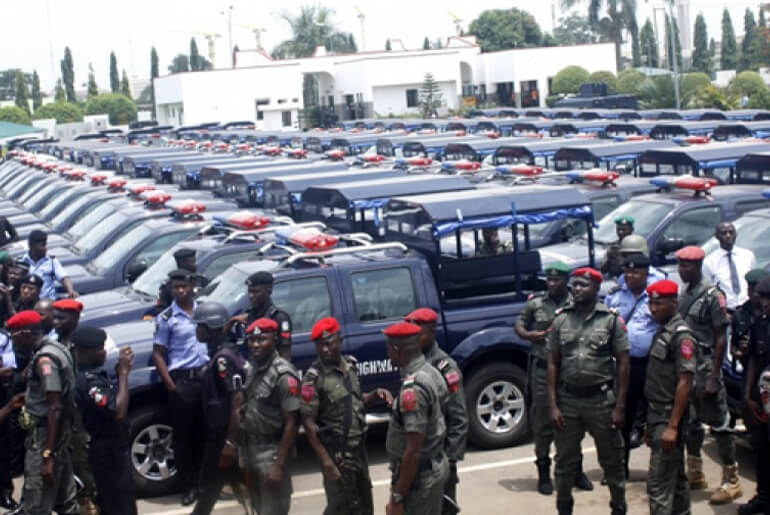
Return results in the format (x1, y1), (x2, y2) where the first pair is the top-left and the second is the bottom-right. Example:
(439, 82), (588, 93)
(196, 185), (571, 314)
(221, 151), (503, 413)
(354, 6), (366, 52)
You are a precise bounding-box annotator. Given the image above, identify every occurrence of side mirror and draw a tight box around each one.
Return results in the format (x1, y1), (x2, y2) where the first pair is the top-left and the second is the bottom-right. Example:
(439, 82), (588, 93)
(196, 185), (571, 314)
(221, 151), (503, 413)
(126, 261), (148, 283)
(656, 238), (684, 255)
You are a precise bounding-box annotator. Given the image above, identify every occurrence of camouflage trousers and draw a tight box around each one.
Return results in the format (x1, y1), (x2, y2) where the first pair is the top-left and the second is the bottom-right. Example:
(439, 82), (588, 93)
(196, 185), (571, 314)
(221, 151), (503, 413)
(23, 426), (78, 515)
(647, 421), (690, 515)
(553, 389), (626, 510)
(321, 444), (373, 515)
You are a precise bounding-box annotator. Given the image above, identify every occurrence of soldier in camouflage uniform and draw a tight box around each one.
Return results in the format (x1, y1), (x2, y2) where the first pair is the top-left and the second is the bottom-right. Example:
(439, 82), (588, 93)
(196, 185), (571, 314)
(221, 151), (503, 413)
(644, 279), (696, 515)
(10, 310), (79, 515)
(239, 317), (300, 515)
(547, 267), (630, 515)
(384, 321), (449, 515)
(600, 216), (634, 279)
(515, 262), (592, 495)
(405, 307), (469, 513)
(301, 317), (393, 515)
(675, 246), (741, 504)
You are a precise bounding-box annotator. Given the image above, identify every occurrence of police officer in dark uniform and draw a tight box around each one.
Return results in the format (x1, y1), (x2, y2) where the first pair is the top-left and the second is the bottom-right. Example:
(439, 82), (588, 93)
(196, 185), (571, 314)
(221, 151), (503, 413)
(73, 326), (137, 515)
(7, 260), (29, 306)
(14, 274), (43, 312)
(601, 216), (635, 279)
(731, 269), (768, 369)
(191, 302), (248, 515)
(151, 269), (209, 506)
(225, 271), (292, 360)
(145, 248), (209, 318)
(741, 275), (770, 515)
(0, 327), (19, 510)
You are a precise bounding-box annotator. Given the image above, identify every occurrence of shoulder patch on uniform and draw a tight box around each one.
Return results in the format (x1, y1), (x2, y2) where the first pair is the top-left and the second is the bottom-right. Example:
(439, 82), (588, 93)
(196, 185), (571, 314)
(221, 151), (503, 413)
(444, 370), (461, 392)
(401, 388), (417, 411)
(286, 375), (299, 396)
(88, 386), (108, 407)
(217, 357), (228, 378)
(38, 356), (53, 376)
(680, 338), (695, 361)
(301, 383), (316, 402)
(275, 361), (291, 374)
(403, 376), (415, 388)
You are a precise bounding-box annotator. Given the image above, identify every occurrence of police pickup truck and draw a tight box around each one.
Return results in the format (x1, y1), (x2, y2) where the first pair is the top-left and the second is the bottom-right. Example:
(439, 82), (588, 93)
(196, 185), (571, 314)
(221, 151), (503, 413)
(105, 185), (597, 496)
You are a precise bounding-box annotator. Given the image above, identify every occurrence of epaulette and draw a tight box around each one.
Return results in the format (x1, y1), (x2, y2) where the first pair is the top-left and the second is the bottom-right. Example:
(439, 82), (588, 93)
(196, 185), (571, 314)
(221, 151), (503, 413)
(607, 285), (621, 296)
(160, 306), (173, 321)
(674, 325), (692, 335)
(608, 307), (620, 317)
(344, 355), (358, 365)
(402, 376), (415, 388)
(437, 359), (452, 372)
(274, 359), (293, 375)
(527, 292), (545, 301)
(303, 366), (319, 382)
(554, 307), (565, 316)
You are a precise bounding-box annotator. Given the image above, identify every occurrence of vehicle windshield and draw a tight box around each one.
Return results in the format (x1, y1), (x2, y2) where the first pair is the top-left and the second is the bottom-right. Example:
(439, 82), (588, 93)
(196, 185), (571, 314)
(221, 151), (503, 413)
(20, 181), (58, 208)
(38, 188), (80, 218)
(702, 214), (770, 268)
(73, 211), (129, 254)
(18, 180), (52, 205)
(197, 265), (250, 314)
(131, 250), (177, 297)
(50, 192), (98, 228)
(66, 203), (119, 241)
(593, 199), (670, 245)
(92, 223), (155, 274)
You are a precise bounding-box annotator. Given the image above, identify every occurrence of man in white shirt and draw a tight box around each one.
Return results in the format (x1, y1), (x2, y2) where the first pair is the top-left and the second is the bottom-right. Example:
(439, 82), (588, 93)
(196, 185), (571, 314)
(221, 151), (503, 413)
(703, 222), (756, 311)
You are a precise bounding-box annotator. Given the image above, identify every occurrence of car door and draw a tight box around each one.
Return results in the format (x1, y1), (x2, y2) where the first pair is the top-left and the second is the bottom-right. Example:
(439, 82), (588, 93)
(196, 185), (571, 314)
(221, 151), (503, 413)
(652, 205), (724, 266)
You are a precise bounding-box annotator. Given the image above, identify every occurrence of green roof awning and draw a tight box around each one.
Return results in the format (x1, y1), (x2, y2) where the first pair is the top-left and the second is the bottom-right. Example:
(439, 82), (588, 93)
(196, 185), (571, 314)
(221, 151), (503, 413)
(0, 121), (44, 139)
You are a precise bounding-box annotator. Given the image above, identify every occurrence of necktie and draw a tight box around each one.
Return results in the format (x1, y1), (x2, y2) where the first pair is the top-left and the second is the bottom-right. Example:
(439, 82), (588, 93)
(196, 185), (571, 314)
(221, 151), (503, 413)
(727, 251), (740, 294)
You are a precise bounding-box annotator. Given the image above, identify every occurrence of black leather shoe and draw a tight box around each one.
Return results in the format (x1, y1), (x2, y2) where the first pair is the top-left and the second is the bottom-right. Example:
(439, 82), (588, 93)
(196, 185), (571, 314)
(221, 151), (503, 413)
(181, 489), (198, 506)
(3, 501), (24, 515)
(737, 495), (767, 515)
(0, 494), (19, 511)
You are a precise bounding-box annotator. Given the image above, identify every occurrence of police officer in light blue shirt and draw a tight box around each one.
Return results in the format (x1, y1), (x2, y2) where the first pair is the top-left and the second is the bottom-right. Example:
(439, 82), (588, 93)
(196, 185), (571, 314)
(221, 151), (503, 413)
(151, 269), (208, 507)
(23, 230), (78, 300)
(606, 253), (660, 480)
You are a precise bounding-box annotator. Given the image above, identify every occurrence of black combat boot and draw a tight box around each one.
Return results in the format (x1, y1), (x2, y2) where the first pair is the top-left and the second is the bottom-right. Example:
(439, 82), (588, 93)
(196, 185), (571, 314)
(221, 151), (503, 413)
(536, 458), (553, 495)
(737, 494), (768, 515)
(610, 501), (627, 515)
(556, 499), (573, 515)
(574, 455), (593, 491)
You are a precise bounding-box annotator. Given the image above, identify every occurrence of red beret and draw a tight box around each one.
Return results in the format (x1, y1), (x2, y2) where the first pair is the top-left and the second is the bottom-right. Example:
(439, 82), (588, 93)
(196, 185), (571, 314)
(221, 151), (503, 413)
(53, 299), (83, 313)
(7, 310), (41, 330)
(572, 267), (603, 283)
(246, 318), (278, 336)
(675, 246), (706, 261)
(383, 322), (421, 338)
(405, 308), (438, 324)
(647, 279), (679, 298)
(310, 317), (340, 341)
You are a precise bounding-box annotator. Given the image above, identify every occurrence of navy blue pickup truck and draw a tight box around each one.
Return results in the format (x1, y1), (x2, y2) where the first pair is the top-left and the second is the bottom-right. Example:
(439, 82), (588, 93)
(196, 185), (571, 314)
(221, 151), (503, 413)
(105, 184), (597, 496)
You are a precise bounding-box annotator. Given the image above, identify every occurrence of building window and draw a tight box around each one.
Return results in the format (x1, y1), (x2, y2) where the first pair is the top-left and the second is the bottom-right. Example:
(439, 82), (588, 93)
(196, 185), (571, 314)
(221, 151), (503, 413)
(282, 111), (292, 127)
(406, 89), (418, 108)
(255, 99), (269, 121)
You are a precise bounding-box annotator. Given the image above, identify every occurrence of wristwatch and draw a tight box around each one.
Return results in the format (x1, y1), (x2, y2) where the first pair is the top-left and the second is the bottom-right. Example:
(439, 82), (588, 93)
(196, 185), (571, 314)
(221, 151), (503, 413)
(390, 492), (404, 505)
(41, 448), (54, 460)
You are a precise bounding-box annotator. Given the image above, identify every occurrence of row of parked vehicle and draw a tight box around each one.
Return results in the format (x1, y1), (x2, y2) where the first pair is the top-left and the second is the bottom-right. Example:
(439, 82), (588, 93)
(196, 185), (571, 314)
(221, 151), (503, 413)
(3, 115), (770, 497)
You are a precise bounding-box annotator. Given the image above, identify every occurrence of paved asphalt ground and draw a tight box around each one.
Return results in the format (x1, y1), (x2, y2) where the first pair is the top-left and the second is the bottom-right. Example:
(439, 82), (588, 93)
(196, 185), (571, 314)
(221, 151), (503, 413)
(130, 424), (758, 515)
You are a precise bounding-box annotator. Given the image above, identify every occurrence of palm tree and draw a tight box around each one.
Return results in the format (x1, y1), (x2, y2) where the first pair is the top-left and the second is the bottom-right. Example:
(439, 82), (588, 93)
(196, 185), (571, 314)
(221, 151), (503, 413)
(272, 5), (357, 59)
(561, 0), (638, 72)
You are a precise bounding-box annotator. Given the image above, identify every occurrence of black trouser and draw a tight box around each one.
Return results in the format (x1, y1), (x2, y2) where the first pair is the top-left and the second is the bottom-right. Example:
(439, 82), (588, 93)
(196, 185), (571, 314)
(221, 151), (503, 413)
(168, 373), (204, 491)
(89, 435), (137, 515)
(192, 435), (240, 515)
(0, 384), (11, 497)
(622, 356), (648, 478)
(744, 403), (770, 507)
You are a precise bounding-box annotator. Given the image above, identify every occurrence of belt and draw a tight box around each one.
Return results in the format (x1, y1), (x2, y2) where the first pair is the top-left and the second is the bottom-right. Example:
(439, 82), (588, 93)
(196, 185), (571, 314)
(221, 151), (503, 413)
(170, 368), (202, 381)
(647, 401), (674, 414)
(561, 380), (613, 397)
(392, 453), (443, 474)
(532, 358), (548, 370)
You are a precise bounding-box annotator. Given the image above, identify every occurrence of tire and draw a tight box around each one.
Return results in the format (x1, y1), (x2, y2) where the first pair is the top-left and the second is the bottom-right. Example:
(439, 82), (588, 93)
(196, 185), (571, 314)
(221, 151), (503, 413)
(465, 362), (529, 449)
(127, 404), (179, 498)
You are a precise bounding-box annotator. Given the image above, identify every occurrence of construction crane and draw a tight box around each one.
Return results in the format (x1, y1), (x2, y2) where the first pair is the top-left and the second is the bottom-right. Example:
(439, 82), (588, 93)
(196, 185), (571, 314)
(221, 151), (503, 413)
(171, 29), (221, 64)
(353, 5), (366, 51)
(448, 11), (463, 36)
(233, 22), (267, 51)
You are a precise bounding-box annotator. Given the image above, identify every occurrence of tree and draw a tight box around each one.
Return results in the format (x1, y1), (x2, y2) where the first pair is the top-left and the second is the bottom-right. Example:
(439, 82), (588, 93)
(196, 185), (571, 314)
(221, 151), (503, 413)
(747, 86), (770, 109)
(150, 46), (159, 119)
(639, 18), (658, 68)
(721, 8), (738, 70)
(691, 14), (711, 74)
(168, 54), (190, 74)
(385, 39), (392, 51)
(631, 24), (642, 67)
(739, 9), (758, 71)
(709, 38), (717, 67)
(664, 14), (683, 71)
(31, 70), (42, 111)
(272, 5), (357, 58)
(109, 51), (119, 93)
(54, 79), (65, 102)
(467, 8), (543, 52)
(616, 68), (645, 94)
(32, 101), (84, 123)
(138, 85), (153, 105)
(638, 75), (677, 108)
(552, 13), (605, 45)
(552, 65), (590, 95)
(561, 0), (638, 72)
(0, 106), (31, 125)
(84, 93), (137, 125)
(14, 71), (29, 115)
(423, 36), (430, 50)
(120, 70), (131, 98)
(690, 84), (737, 110)
(587, 70), (617, 92)
(729, 70), (767, 98)
(760, 8), (767, 29)
(681, 72), (711, 106)
(347, 33), (357, 52)
(419, 73), (443, 117)
(190, 37), (201, 71)
(87, 63), (98, 98)
(60, 46), (76, 102)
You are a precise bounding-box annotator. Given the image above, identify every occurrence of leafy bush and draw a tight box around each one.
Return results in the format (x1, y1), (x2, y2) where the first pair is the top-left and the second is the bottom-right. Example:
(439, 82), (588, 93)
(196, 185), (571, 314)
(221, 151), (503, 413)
(689, 84), (738, 110)
(616, 69), (646, 96)
(551, 66), (590, 95)
(32, 101), (84, 123)
(586, 71), (617, 92)
(84, 93), (137, 125)
(728, 71), (767, 98)
(0, 106), (31, 125)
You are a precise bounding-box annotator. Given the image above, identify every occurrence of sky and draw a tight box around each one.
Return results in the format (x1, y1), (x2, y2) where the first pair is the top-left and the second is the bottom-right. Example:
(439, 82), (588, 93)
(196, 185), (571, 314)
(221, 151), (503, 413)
(1, 0), (763, 92)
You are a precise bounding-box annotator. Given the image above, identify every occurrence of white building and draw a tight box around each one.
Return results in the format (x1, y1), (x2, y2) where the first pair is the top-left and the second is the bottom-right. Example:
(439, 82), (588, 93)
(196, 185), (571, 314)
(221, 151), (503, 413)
(153, 37), (616, 130)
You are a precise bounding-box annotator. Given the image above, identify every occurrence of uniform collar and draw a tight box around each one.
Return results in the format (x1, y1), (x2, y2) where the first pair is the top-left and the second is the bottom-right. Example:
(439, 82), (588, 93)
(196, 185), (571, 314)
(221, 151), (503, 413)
(171, 300), (197, 318)
(662, 312), (685, 332)
(400, 354), (427, 377)
(424, 342), (440, 362)
(318, 355), (349, 375)
(685, 277), (708, 294)
(249, 301), (274, 318)
(23, 253), (47, 265)
(253, 349), (278, 372)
